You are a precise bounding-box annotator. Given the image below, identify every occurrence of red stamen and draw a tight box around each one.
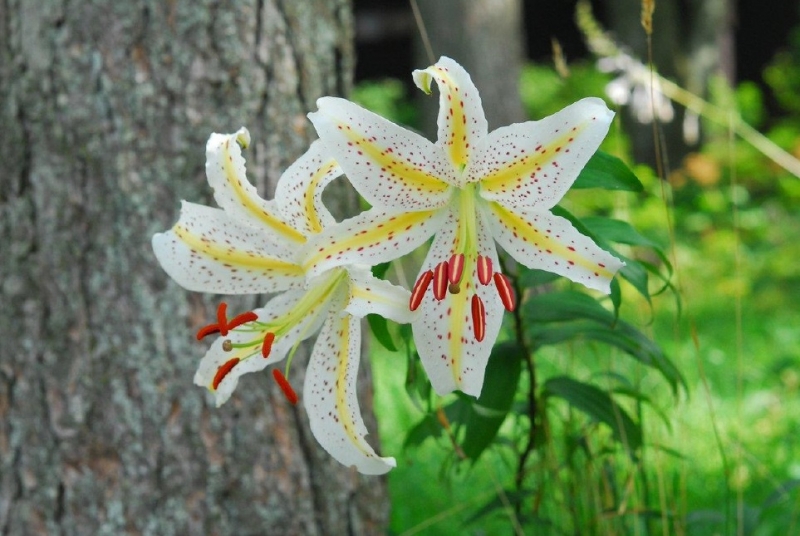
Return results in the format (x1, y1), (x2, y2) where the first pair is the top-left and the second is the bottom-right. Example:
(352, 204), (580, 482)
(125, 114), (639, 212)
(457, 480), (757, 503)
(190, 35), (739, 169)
(216, 302), (229, 336)
(433, 260), (449, 300)
(272, 369), (298, 405)
(228, 311), (258, 330)
(493, 272), (516, 312)
(477, 255), (493, 285)
(410, 270), (433, 311)
(471, 294), (486, 342)
(196, 324), (221, 340)
(447, 253), (465, 286)
(262, 332), (275, 358)
(197, 303), (257, 341)
(212, 358), (240, 390)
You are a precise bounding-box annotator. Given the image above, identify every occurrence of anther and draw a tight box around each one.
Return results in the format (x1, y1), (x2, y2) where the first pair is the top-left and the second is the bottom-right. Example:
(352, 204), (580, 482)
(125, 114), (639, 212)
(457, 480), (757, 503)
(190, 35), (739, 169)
(216, 302), (229, 336)
(212, 358), (240, 390)
(433, 260), (449, 300)
(228, 311), (258, 330)
(471, 294), (486, 342)
(448, 283), (460, 294)
(447, 253), (465, 286)
(222, 339), (233, 352)
(262, 332), (275, 358)
(477, 255), (493, 285)
(493, 272), (516, 312)
(273, 369), (298, 405)
(410, 270), (433, 311)
(197, 303), (258, 341)
(196, 324), (221, 340)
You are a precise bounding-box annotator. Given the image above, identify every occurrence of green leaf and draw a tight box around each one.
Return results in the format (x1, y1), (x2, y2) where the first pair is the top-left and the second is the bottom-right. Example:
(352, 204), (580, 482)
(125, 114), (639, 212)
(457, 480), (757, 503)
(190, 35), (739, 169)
(523, 290), (616, 326)
(402, 414), (439, 449)
(518, 266), (560, 289)
(609, 277), (622, 319)
(525, 320), (686, 395)
(460, 342), (524, 461)
(371, 261), (392, 279)
(583, 216), (671, 267)
(573, 151), (644, 192)
(367, 314), (397, 352)
(551, 207), (669, 304)
(619, 258), (652, 303)
(543, 376), (643, 453)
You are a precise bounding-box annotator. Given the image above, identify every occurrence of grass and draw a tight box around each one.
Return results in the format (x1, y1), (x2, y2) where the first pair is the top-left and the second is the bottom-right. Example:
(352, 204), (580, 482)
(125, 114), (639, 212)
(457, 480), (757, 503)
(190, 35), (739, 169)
(370, 223), (800, 535)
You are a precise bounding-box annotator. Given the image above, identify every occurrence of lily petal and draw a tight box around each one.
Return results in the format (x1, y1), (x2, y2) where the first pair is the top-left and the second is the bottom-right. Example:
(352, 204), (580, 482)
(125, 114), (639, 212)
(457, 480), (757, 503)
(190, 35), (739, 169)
(305, 310), (397, 474)
(345, 267), (415, 324)
(152, 202), (304, 294)
(205, 128), (306, 244)
(275, 139), (341, 236)
(309, 96), (457, 209)
(412, 207), (504, 397)
(413, 56), (488, 174)
(485, 201), (624, 293)
(475, 98), (614, 211)
(302, 207), (448, 279)
(194, 288), (337, 406)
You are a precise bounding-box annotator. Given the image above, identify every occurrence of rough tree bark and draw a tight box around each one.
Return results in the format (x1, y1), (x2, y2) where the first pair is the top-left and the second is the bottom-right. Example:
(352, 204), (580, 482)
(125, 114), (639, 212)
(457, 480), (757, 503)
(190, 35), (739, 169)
(0, 1), (389, 534)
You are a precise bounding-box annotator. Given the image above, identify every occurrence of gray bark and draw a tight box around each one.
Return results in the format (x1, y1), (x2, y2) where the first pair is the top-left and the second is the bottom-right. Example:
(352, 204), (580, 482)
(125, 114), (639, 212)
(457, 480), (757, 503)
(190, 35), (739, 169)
(0, 1), (388, 535)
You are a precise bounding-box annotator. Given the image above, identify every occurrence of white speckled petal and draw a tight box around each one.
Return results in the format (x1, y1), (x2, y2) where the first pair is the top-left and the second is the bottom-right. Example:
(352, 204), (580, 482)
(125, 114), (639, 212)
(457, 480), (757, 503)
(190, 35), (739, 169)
(485, 201), (624, 293)
(305, 310), (396, 474)
(205, 128), (307, 244)
(275, 139), (341, 235)
(194, 287), (337, 406)
(412, 56), (488, 174)
(309, 96), (457, 209)
(345, 267), (415, 324)
(474, 98), (614, 210)
(152, 202), (304, 294)
(411, 207), (504, 397)
(302, 207), (448, 279)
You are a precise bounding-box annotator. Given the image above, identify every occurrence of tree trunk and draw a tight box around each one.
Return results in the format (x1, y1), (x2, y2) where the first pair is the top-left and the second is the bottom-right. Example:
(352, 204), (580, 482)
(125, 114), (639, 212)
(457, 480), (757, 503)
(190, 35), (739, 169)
(0, 1), (388, 534)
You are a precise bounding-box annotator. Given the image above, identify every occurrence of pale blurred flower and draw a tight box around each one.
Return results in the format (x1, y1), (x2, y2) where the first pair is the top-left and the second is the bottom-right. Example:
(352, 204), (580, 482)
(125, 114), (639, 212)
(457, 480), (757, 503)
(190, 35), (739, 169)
(599, 54), (674, 124)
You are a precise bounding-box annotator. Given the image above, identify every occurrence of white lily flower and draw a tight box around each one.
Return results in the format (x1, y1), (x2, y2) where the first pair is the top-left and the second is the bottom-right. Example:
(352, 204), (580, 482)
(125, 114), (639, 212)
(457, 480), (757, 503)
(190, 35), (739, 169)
(303, 57), (624, 398)
(153, 129), (410, 474)
(598, 54), (675, 124)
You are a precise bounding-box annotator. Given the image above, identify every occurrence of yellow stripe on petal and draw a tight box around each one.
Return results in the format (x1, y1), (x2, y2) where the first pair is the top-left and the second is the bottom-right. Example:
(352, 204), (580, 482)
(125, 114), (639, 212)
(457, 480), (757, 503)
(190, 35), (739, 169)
(428, 66), (469, 168)
(413, 57), (488, 174)
(304, 159), (338, 234)
(488, 202), (614, 280)
(332, 315), (366, 454)
(219, 138), (307, 244)
(336, 122), (451, 196)
(303, 208), (443, 275)
(173, 224), (304, 276)
(480, 127), (586, 195)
